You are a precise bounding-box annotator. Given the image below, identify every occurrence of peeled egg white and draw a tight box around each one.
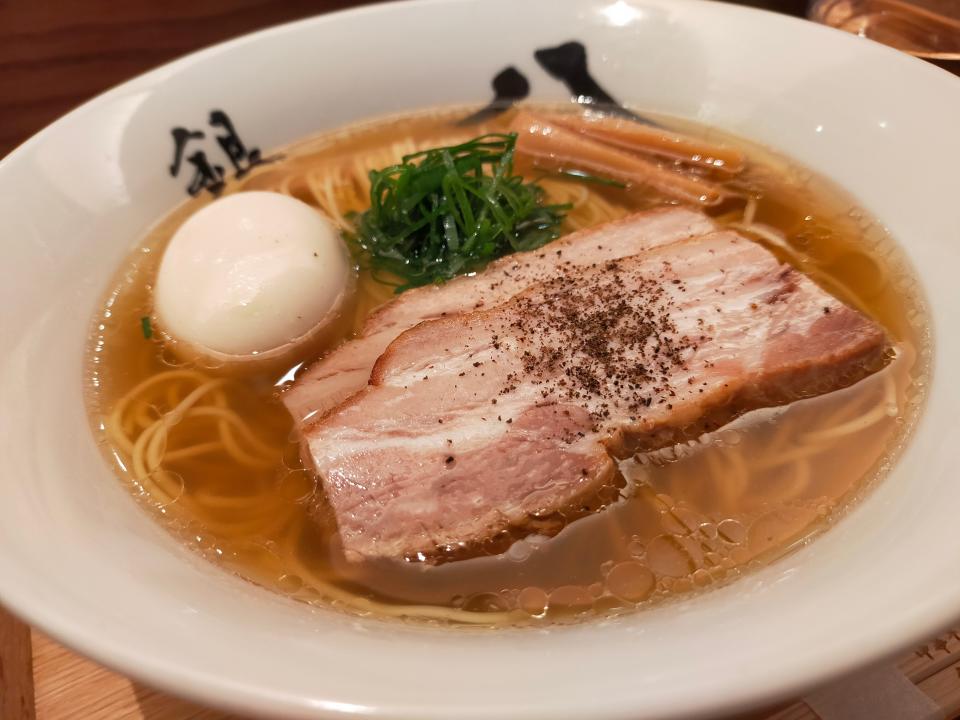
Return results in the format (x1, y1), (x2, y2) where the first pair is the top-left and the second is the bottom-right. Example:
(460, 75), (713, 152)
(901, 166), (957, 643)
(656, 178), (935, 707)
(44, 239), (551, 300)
(154, 191), (354, 369)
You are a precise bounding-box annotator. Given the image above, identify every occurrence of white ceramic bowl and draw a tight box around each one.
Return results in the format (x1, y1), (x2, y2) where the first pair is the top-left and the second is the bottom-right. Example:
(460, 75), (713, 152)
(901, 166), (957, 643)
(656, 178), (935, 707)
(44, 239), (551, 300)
(2, 1), (959, 718)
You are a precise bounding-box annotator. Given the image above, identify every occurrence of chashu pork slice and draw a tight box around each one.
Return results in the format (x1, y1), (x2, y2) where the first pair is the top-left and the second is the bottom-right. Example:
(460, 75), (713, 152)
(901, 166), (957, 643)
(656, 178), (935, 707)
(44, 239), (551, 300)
(305, 230), (889, 562)
(282, 206), (716, 422)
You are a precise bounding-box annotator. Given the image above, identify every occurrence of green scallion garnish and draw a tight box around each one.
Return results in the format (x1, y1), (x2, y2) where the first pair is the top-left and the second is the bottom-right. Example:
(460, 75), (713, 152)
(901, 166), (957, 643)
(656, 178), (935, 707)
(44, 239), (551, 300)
(140, 316), (153, 339)
(346, 133), (570, 292)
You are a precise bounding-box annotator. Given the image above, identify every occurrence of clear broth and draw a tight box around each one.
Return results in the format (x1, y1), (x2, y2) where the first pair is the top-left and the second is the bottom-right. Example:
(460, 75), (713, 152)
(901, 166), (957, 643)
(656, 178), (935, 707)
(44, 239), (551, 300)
(86, 106), (928, 625)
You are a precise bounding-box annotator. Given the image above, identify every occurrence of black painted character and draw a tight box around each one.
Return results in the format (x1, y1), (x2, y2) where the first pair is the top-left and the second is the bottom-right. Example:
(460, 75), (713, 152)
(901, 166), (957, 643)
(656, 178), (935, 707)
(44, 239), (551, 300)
(458, 67), (531, 126)
(461, 41), (654, 126)
(169, 127), (225, 197)
(209, 110), (265, 179)
(533, 42), (629, 115)
(169, 110), (272, 197)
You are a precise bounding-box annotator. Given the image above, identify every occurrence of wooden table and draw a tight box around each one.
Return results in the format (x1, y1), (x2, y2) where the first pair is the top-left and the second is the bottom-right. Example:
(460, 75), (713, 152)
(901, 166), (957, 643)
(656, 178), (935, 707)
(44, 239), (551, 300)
(1, 1), (957, 718)
(4, 602), (960, 719)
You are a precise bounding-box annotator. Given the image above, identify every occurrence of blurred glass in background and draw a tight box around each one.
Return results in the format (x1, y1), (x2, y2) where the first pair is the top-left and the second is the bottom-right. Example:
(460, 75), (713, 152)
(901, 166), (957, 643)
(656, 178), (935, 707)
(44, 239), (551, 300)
(809, 0), (960, 60)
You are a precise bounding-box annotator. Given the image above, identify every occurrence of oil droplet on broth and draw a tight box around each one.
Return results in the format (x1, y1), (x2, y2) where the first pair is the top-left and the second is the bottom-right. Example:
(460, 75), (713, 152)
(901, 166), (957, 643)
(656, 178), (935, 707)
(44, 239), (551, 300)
(506, 539), (533, 562)
(463, 592), (508, 613)
(691, 569), (713, 588)
(698, 522), (718, 540)
(717, 518), (747, 545)
(549, 585), (594, 611)
(627, 538), (646, 558)
(605, 562), (655, 602)
(276, 573), (304, 594)
(518, 587), (549, 616)
(646, 535), (699, 578)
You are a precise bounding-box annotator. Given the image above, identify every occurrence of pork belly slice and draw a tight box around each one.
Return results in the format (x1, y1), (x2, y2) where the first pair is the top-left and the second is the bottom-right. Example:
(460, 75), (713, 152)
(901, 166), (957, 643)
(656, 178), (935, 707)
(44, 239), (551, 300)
(282, 206), (716, 422)
(306, 231), (889, 562)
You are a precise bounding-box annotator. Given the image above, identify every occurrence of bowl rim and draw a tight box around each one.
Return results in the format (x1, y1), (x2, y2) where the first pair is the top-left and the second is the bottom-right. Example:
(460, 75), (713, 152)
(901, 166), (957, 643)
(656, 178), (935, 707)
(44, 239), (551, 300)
(2, 1), (960, 719)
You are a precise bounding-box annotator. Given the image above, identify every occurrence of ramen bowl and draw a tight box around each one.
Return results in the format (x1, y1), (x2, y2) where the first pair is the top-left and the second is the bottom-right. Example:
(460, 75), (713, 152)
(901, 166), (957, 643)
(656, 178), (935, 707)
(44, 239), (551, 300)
(1, 0), (959, 718)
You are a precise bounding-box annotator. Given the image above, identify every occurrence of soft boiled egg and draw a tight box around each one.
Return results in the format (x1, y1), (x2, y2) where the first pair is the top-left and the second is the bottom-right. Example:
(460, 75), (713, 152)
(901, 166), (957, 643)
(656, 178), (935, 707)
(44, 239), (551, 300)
(154, 191), (354, 371)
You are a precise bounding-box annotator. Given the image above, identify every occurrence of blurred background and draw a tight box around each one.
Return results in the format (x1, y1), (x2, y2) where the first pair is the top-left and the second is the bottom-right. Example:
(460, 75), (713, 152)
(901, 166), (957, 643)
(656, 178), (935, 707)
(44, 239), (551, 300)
(0, 0), (810, 158)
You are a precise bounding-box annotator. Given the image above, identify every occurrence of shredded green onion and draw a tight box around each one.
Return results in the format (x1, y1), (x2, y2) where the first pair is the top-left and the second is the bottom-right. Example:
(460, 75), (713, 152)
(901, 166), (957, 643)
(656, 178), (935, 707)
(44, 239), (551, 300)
(140, 316), (152, 340)
(346, 133), (570, 292)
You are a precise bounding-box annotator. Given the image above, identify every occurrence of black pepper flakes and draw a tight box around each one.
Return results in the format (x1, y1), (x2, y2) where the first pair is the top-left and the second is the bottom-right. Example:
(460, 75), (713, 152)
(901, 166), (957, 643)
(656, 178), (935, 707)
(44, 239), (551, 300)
(488, 259), (702, 430)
